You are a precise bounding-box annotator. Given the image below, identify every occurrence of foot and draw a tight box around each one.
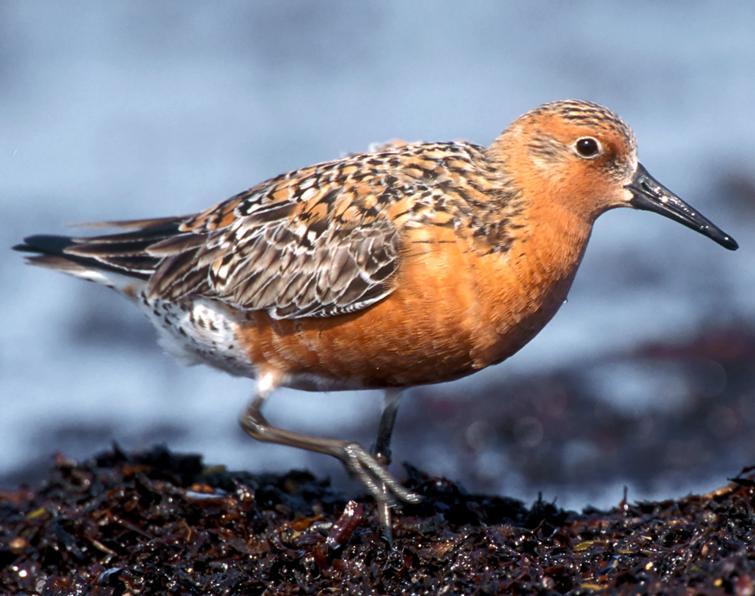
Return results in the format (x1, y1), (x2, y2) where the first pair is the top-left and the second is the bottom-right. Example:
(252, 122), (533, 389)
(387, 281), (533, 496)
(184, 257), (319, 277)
(341, 442), (421, 506)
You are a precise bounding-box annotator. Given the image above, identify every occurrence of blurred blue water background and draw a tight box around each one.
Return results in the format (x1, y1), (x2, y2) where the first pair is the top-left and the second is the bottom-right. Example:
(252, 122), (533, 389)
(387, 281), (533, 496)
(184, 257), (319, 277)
(1, 1), (754, 509)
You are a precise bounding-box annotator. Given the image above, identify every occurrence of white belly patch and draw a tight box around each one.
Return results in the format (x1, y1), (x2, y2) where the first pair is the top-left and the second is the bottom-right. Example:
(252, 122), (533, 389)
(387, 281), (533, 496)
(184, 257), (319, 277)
(140, 295), (256, 377)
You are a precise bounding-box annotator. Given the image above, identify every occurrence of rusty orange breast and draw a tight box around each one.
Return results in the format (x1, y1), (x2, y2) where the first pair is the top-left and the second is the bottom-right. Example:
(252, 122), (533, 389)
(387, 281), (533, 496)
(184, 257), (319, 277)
(236, 204), (592, 390)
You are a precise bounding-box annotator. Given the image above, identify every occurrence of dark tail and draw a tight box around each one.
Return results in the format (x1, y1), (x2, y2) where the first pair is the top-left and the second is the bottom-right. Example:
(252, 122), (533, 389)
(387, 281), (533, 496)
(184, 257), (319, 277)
(14, 217), (188, 286)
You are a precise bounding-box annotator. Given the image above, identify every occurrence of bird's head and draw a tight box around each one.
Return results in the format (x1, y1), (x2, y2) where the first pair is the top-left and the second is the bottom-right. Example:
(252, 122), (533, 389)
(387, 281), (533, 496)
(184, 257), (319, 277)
(490, 99), (737, 250)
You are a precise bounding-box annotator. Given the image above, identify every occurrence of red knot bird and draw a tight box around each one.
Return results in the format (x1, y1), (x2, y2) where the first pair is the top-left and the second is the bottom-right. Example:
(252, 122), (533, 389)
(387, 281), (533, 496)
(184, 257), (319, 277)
(15, 100), (738, 539)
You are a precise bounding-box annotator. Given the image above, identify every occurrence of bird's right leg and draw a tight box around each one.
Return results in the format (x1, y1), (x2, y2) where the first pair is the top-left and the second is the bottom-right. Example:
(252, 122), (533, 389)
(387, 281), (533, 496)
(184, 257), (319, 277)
(238, 373), (421, 532)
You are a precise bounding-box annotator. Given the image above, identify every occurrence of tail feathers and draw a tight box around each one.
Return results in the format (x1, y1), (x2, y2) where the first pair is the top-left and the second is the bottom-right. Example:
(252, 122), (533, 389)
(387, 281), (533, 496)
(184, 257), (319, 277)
(15, 234), (150, 279)
(14, 217), (189, 293)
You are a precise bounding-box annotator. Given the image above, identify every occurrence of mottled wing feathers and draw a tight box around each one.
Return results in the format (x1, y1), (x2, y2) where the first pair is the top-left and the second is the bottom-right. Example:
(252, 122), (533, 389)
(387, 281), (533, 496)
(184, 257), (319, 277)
(209, 202), (399, 320)
(19, 140), (519, 320)
(147, 155), (408, 318)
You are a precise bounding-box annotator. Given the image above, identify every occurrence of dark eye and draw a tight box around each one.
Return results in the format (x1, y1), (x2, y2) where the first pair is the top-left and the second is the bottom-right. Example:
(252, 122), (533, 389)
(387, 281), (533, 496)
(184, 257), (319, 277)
(575, 137), (600, 158)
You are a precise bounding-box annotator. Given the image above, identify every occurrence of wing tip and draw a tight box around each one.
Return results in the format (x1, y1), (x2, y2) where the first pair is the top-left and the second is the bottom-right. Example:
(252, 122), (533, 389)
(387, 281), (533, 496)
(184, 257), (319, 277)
(69, 214), (191, 230)
(12, 234), (75, 256)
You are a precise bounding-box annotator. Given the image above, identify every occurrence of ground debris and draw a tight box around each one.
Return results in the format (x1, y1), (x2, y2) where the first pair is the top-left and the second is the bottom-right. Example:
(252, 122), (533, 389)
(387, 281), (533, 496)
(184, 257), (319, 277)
(0, 446), (752, 594)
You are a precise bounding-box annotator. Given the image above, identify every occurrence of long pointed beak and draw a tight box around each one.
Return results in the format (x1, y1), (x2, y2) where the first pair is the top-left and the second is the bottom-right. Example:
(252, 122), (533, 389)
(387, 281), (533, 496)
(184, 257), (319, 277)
(626, 163), (738, 250)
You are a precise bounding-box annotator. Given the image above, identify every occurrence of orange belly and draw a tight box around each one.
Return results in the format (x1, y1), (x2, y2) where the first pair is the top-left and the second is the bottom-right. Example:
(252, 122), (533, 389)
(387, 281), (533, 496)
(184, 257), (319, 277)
(237, 218), (590, 390)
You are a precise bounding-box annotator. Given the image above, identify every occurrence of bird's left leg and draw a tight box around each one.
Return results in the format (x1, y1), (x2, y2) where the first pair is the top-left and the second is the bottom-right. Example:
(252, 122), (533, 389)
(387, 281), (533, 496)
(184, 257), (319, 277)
(239, 373), (419, 540)
(372, 388), (403, 466)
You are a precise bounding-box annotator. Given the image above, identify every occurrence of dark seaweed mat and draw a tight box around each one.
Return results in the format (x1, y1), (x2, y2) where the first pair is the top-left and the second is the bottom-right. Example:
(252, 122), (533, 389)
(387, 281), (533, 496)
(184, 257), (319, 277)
(0, 446), (752, 594)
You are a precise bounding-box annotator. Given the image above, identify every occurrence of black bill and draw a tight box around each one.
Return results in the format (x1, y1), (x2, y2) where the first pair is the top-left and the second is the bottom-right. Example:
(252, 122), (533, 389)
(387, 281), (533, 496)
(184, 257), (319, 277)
(626, 163), (738, 250)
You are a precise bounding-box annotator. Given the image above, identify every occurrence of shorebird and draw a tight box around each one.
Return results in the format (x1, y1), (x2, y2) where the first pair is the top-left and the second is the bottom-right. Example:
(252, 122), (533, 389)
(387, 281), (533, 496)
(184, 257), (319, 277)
(15, 100), (737, 538)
